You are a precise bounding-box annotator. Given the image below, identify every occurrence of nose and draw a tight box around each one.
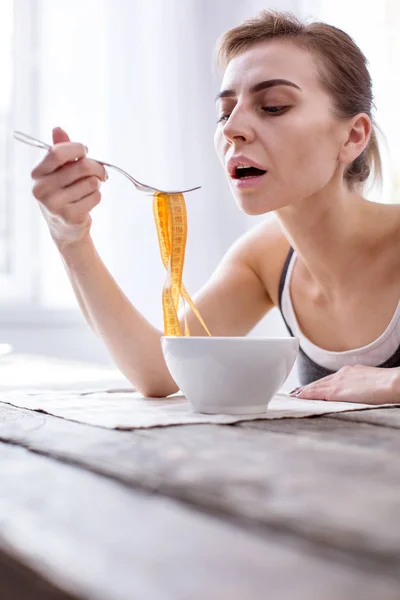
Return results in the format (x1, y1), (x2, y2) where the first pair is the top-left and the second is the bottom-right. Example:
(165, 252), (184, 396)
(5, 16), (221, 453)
(222, 106), (254, 145)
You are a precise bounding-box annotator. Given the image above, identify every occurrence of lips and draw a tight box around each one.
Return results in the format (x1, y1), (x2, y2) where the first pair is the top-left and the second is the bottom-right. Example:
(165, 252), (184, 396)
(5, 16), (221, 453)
(226, 155), (268, 180)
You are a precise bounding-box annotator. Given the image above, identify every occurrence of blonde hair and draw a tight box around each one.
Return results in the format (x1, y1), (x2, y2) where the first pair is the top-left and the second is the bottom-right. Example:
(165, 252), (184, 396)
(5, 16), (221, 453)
(216, 10), (382, 190)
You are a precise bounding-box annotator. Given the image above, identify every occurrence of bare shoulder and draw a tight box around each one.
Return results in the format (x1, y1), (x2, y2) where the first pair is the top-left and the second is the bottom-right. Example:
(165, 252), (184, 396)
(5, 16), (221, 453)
(367, 201), (400, 265)
(233, 216), (291, 307)
(178, 216), (289, 338)
(383, 203), (400, 268)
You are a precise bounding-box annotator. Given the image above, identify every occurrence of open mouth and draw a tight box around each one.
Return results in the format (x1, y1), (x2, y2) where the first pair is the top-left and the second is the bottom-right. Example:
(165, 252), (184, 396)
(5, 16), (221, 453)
(233, 166), (267, 180)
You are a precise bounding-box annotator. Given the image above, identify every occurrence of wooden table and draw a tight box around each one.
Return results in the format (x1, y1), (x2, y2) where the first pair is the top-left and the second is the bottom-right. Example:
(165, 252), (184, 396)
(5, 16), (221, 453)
(0, 356), (399, 599)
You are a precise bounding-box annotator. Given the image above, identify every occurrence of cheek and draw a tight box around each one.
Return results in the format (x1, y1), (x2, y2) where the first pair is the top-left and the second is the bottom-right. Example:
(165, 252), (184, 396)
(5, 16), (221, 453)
(214, 129), (225, 163)
(278, 121), (339, 189)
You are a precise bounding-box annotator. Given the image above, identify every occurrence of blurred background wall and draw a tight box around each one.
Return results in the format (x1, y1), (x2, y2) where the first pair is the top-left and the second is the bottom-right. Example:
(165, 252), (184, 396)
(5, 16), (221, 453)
(1, 0), (400, 389)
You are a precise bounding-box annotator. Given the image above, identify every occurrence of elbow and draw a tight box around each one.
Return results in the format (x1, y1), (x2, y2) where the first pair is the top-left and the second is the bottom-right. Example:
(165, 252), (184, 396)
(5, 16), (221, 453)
(139, 385), (179, 398)
(142, 389), (171, 399)
(119, 363), (180, 399)
(132, 377), (180, 399)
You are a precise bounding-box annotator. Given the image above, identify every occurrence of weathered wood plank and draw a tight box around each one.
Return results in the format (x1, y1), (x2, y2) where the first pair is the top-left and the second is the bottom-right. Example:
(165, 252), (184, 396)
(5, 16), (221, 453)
(3, 442), (400, 600)
(326, 408), (400, 428)
(237, 415), (400, 451)
(0, 548), (80, 600)
(0, 402), (400, 577)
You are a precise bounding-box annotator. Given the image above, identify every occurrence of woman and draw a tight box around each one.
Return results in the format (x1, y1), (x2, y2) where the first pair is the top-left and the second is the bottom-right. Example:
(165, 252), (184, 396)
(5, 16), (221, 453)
(31, 10), (400, 404)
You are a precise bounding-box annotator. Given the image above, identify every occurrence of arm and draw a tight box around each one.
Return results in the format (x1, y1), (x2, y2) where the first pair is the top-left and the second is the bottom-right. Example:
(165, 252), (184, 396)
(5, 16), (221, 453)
(59, 227), (273, 397)
(31, 128), (273, 398)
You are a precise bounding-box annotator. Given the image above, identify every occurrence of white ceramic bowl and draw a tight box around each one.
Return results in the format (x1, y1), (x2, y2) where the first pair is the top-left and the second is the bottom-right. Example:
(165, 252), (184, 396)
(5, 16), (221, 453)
(161, 336), (299, 414)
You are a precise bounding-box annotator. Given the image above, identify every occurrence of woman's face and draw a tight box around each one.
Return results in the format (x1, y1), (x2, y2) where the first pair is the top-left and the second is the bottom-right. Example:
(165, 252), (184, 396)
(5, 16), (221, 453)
(214, 40), (347, 215)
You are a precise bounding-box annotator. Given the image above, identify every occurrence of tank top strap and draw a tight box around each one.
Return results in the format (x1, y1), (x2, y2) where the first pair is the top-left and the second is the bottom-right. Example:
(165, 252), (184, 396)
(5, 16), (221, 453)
(278, 245), (294, 310)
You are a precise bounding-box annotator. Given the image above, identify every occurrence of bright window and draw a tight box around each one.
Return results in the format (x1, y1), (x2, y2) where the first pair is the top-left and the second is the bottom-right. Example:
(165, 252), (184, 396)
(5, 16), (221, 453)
(0, 0), (39, 305)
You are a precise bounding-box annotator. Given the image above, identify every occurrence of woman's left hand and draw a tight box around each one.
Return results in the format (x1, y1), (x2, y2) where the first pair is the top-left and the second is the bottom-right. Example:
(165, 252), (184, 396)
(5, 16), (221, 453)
(290, 364), (400, 405)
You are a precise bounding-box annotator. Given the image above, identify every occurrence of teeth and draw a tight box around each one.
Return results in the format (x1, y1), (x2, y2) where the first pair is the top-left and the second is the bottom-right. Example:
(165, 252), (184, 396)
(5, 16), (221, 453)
(236, 165), (252, 169)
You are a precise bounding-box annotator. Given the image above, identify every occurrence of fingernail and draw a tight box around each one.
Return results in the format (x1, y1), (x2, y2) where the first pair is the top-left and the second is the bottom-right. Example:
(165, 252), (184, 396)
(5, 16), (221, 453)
(289, 387), (302, 395)
(103, 168), (108, 182)
(85, 145), (89, 153)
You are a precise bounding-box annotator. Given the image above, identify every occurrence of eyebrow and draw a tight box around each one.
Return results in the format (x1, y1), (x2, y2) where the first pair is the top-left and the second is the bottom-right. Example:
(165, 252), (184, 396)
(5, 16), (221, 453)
(215, 78), (301, 102)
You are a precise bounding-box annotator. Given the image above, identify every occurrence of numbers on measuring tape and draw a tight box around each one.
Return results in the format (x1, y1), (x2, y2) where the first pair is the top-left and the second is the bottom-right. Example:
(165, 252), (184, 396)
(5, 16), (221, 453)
(153, 192), (211, 337)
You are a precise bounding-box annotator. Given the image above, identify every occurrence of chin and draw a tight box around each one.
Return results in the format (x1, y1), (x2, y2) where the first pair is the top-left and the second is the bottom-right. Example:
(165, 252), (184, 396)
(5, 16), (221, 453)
(237, 203), (270, 216)
(232, 190), (287, 215)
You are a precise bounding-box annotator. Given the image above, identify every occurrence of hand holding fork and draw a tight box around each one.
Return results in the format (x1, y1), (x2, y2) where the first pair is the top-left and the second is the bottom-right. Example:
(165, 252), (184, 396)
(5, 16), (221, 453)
(15, 127), (200, 248)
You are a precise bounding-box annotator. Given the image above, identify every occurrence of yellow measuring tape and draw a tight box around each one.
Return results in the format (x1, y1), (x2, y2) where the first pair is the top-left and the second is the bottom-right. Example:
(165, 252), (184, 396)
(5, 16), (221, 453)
(153, 192), (211, 337)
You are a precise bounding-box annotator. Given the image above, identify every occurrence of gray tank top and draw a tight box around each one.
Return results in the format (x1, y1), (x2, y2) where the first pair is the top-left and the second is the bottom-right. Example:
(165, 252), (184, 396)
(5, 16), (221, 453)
(278, 246), (400, 385)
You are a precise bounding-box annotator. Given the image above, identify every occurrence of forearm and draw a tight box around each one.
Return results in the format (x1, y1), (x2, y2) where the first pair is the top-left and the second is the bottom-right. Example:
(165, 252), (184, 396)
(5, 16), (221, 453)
(58, 235), (178, 397)
(387, 367), (400, 403)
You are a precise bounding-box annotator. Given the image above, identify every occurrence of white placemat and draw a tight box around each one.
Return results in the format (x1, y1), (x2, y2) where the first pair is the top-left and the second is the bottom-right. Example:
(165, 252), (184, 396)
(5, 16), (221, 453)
(0, 353), (398, 429)
(1, 388), (398, 429)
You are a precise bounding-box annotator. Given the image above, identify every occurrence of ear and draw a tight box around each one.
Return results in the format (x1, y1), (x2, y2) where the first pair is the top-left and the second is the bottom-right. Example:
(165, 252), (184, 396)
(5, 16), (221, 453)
(338, 113), (371, 166)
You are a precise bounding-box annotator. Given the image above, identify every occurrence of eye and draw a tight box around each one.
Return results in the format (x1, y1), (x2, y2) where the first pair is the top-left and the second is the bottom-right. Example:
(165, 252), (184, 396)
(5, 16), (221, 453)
(262, 106), (289, 115)
(217, 114), (230, 124)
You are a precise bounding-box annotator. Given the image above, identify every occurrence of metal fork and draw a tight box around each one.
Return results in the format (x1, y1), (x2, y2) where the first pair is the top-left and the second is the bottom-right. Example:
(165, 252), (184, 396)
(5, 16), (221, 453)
(13, 130), (201, 195)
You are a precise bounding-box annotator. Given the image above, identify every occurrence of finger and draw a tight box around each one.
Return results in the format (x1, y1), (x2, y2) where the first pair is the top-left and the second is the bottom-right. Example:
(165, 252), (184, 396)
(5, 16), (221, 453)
(63, 175), (101, 205)
(294, 382), (320, 396)
(52, 128), (106, 181)
(46, 176), (101, 212)
(290, 373), (336, 396)
(296, 387), (327, 400)
(33, 158), (106, 200)
(60, 158), (107, 185)
(62, 190), (101, 224)
(31, 141), (88, 179)
(289, 386), (302, 395)
(52, 126), (70, 145)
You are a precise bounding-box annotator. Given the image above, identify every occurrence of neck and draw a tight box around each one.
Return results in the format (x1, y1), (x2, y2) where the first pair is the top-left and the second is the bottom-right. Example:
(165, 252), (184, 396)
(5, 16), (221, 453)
(274, 178), (373, 292)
